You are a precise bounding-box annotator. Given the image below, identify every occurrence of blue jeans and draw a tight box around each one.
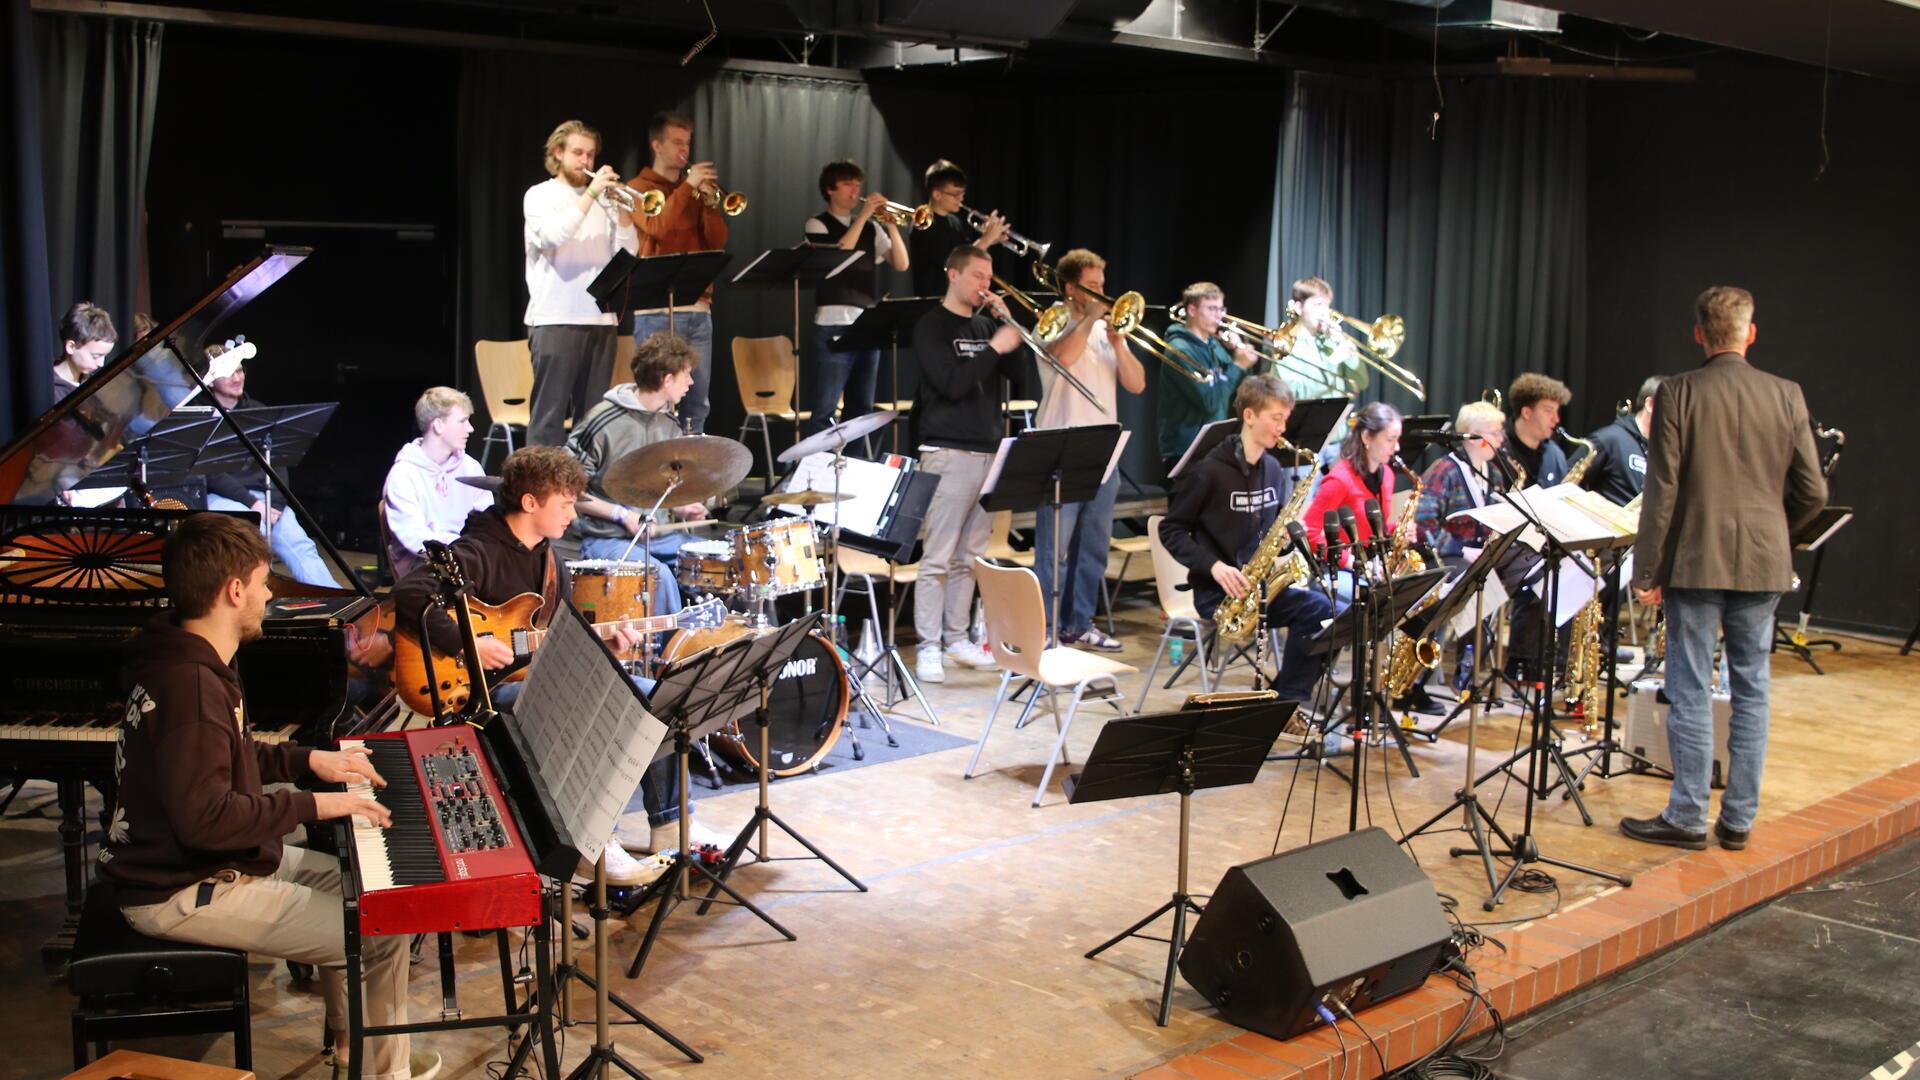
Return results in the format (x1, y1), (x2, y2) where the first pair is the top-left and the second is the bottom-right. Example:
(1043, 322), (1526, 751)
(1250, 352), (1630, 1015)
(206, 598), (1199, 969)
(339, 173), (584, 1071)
(1199, 585), (1336, 704)
(1661, 588), (1780, 833)
(800, 323), (879, 443)
(633, 311), (713, 433)
(578, 534), (685, 615)
(207, 491), (335, 587)
(1033, 470), (1120, 636)
(492, 674), (682, 826)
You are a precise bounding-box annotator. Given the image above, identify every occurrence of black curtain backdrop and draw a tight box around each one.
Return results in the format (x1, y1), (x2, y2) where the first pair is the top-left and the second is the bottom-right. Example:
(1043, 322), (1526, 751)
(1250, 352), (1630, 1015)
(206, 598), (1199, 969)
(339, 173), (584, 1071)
(0, 0), (55, 440)
(1277, 72), (1587, 418)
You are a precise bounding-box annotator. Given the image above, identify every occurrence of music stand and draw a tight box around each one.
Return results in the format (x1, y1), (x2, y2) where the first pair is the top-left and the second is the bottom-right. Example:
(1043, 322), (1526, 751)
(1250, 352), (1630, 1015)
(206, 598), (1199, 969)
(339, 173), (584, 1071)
(71, 409), (225, 501)
(1074, 692), (1297, 1026)
(978, 424), (1125, 647)
(590, 249), (734, 337)
(623, 622), (817, 980)
(194, 400), (338, 555)
(1398, 526), (1525, 743)
(1773, 506), (1853, 673)
(730, 245), (868, 365)
(1283, 396), (1353, 457)
(833, 297), (942, 456)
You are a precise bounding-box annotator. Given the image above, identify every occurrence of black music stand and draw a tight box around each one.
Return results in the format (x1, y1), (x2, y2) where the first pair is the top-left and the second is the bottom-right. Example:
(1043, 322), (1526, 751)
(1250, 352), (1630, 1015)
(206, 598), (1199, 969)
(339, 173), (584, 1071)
(691, 614), (869, 911)
(731, 245), (868, 361)
(623, 624), (817, 980)
(590, 249), (734, 336)
(1075, 693), (1297, 1026)
(194, 401), (350, 577)
(978, 424), (1125, 647)
(1398, 526), (1525, 743)
(833, 297), (942, 455)
(71, 409), (225, 506)
(1282, 396), (1352, 456)
(1302, 569), (1448, 818)
(1773, 506), (1853, 674)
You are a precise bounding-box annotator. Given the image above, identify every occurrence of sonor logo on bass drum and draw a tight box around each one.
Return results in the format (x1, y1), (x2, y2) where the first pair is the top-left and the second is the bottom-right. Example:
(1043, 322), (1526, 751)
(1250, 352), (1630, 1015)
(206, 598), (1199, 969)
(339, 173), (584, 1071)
(779, 657), (818, 680)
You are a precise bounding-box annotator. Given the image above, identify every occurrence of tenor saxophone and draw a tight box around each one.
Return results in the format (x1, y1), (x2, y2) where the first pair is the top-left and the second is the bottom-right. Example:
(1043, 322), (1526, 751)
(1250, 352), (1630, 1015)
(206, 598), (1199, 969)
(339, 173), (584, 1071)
(1559, 430), (1599, 486)
(1215, 440), (1317, 644)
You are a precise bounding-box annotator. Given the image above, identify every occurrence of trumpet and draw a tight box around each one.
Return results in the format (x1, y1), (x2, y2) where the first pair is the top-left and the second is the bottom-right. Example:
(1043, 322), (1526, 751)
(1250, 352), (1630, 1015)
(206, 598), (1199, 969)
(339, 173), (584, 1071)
(694, 181), (748, 216)
(984, 278), (1106, 414)
(1031, 263), (1212, 384)
(875, 200), (934, 231)
(603, 183), (666, 217)
(961, 204), (1049, 261)
(1327, 308), (1425, 401)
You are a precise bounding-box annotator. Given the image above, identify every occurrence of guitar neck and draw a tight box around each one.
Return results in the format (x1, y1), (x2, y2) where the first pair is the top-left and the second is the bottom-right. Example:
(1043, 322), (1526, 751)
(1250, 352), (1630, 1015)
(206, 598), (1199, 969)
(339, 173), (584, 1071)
(524, 611), (680, 652)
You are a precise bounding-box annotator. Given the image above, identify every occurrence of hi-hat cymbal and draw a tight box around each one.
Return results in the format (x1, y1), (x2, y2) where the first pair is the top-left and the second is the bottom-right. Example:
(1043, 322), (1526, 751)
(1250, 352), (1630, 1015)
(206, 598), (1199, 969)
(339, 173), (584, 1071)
(602, 435), (752, 506)
(761, 489), (854, 507)
(778, 409), (899, 465)
(458, 476), (503, 491)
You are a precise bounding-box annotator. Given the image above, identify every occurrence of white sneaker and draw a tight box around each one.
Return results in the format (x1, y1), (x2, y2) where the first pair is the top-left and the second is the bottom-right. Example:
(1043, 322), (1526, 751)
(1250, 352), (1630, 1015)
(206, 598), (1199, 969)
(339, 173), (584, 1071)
(650, 816), (732, 853)
(916, 644), (946, 684)
(946, 639), (997, 670)
(600, 842), (667, 886)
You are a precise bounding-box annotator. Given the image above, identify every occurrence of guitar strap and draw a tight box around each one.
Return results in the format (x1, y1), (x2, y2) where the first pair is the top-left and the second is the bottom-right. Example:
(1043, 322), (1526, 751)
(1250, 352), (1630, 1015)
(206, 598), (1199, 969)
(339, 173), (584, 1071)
(537, 545), (560, 629)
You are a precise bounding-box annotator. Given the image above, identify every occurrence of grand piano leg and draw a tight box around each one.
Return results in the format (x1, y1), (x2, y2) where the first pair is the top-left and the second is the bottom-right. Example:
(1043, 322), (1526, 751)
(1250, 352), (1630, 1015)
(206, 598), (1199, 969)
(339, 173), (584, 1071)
(46, 776), (88, 964)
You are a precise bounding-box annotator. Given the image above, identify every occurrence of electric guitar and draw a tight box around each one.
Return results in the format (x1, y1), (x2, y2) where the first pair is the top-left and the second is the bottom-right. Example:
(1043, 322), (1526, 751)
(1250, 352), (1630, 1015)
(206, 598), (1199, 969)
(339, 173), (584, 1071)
(393, 592), (727, 716)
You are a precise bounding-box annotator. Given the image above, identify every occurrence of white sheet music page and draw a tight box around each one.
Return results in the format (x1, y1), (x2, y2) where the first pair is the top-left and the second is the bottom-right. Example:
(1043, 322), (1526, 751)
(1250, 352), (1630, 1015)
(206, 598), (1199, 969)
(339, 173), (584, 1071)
(513, 608), (666, 866)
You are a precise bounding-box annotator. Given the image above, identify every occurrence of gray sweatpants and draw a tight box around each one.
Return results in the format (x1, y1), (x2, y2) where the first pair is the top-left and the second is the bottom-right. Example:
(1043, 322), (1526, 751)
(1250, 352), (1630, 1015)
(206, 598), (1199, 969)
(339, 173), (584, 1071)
(914, 447), (994, 647)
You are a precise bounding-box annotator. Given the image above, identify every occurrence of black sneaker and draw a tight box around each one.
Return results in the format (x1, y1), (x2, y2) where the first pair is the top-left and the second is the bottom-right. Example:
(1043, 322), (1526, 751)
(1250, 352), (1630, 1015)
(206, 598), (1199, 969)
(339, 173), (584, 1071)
(1619, 814), (1708, 850)
(1713, 820), (1749, 851)
(1396, 686), (1445, 716)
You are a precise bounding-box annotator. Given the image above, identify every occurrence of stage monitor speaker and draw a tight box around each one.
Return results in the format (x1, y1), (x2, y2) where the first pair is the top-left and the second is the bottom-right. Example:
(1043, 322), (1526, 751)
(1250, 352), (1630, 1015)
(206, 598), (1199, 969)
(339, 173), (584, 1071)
(1178, 827), (1451, 1039)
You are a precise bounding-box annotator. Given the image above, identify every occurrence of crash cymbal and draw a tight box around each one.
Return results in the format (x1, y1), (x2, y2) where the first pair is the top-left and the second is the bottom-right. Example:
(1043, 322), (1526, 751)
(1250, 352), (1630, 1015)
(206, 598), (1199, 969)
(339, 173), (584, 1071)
(458, 475), (503, 491)
(777, 409), (899, 464)
(602, 435), (752, 506)
(761, 489), (855, 508)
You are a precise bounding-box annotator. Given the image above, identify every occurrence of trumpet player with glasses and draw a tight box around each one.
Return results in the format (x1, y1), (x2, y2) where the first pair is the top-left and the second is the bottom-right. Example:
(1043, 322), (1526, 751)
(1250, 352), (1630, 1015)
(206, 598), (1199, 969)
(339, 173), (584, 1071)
(910, 160), (1008, 298)
(1160, 374), (1336, 707)
(1157, 282), (1261, 475)
(801, 158), (911, 442)
(523, 118), (638, 447)
(1031, 248), (1147, 652)
(629, 110), (732, 433)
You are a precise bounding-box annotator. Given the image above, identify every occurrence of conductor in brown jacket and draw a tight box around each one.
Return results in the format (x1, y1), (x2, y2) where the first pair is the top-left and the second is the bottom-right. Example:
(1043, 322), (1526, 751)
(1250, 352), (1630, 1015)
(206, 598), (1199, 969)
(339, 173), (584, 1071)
(1620, 286), (1827, 853)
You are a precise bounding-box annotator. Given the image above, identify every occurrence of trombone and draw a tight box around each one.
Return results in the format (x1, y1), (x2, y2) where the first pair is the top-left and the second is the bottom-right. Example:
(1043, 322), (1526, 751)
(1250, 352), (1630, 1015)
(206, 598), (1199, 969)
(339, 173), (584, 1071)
(986, 276), (1106, 414)
(960, 204), (1049, 261)
(875, 201), (934, 231)
(1165, 302), (1350, 396)
(1031, 263), (1212, 384)
(604, 183), (666, 217)
(1327, 308), (1425, 401)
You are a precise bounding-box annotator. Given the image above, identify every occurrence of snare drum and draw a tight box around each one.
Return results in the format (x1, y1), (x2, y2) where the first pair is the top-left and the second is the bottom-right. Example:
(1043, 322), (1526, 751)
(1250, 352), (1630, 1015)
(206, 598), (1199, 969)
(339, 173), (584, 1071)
(567, 559), (654, 624)
(731, 517), (825, 599)
(676, 539), (737, 594)
(663, 623), (847, 777)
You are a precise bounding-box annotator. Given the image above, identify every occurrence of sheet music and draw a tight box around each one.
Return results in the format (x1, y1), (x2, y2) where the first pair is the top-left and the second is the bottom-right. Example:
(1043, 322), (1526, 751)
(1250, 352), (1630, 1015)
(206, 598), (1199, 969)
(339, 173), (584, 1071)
(1103, 430), (1131, 484)
(512, 606), (665, 865)
(1169, 419), (1237, 479)
(1450, 484), (1617, 551)
(775, 451), (903, 535)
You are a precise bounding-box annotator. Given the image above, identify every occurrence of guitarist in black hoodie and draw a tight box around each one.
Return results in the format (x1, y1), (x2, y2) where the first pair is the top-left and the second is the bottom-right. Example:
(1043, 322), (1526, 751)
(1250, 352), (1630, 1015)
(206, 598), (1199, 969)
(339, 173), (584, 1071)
(388, 445), (713, 881)
(1159, 374), (1335, 705)
(106, 512), (439, 1080)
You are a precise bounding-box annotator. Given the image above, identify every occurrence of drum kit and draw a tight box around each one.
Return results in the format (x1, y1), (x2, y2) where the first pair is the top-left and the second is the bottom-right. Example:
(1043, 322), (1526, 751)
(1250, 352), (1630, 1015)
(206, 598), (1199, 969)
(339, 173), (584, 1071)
(547, 415), (905, 778)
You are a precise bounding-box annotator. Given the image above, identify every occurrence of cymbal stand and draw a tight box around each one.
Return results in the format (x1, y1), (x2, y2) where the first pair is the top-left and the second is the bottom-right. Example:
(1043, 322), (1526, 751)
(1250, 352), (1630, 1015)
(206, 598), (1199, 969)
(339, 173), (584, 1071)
(821, 432), (896, 748)
(553, 853), (700, 1079)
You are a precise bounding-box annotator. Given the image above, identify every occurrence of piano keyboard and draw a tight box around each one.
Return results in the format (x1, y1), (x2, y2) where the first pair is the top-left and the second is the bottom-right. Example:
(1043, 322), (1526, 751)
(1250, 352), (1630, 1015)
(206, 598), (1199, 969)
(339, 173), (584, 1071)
(338, 729), (543, 936)
(0, 713), (299, 744)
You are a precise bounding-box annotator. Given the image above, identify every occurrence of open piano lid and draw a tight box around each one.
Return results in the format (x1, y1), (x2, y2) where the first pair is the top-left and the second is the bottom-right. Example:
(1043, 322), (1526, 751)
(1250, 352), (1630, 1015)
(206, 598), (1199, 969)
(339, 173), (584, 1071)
(0, 245), (311, 505)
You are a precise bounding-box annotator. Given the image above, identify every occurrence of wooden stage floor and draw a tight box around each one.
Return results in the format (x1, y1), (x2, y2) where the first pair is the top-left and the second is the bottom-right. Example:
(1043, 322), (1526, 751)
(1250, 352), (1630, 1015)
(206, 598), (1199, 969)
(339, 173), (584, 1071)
(6, 608), (1917, 1080)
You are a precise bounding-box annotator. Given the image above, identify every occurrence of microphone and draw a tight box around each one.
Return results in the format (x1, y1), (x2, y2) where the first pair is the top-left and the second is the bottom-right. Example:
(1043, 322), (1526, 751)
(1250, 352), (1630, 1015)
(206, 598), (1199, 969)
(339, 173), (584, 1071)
(1286, 519), (1323, 580)
(1338, 505), (1361, 556)
(1363, 497), (1386, 551)
(1322, 509), (1347, 561)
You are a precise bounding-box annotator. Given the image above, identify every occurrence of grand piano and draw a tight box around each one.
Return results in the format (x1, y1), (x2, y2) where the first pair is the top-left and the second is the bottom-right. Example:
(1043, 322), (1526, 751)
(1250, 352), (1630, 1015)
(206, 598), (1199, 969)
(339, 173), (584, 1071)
(0, 246), (398, 960)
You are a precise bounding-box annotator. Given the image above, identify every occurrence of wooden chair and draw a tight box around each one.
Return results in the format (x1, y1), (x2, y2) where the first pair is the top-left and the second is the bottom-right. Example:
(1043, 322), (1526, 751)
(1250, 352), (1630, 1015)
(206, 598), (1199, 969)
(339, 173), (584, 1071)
(732, 336), (810, 493)
(985, 510), (1035, 568)
(963, 560), (1134, 807)
(1132, 515), (1216, 712)
(473, 339), (533, 470)
(1101, 530), (1154, 635)
(611, 333), (637, 393)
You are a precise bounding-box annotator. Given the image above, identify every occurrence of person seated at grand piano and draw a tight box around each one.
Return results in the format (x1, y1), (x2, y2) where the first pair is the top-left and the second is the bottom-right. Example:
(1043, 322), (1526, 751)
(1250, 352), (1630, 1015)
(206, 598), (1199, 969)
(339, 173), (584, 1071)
(201, 343), (339, 588)
(103, 512), (441, 1080)
(1159, 375), (1336, 707)
(389, 447), (714, 880)
(1156, 282), (1260, 475)
(908, 160), (1007, 298)
(1582, 375), (1662, 506)
(382, 387), (493, 579)
(51, 301), (116, 402)
(1500, 372), (1571, 488)
(565, 330), (704, 615)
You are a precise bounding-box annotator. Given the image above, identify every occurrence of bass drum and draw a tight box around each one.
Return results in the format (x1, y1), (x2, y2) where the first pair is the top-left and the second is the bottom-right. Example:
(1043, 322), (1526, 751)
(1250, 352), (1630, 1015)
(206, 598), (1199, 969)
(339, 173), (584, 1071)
(661, 622), (848, 778)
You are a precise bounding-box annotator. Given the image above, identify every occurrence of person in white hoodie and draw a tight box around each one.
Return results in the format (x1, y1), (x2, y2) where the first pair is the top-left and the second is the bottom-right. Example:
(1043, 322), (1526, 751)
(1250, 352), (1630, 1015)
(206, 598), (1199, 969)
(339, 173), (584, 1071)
(382, 387), (493, 578)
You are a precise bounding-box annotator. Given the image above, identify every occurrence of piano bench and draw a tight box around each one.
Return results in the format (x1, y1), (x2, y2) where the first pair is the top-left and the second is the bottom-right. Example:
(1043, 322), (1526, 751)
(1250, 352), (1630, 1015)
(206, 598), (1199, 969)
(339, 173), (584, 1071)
(67, 881), (253, 1071)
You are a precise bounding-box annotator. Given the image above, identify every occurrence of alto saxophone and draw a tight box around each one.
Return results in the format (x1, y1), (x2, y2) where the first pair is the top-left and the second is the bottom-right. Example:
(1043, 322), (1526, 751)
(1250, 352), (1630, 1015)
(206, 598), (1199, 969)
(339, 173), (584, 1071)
(1215, 440), (1317, 644)
(1382, 458), (1440, 698)
(1559, 430), (1599, 486)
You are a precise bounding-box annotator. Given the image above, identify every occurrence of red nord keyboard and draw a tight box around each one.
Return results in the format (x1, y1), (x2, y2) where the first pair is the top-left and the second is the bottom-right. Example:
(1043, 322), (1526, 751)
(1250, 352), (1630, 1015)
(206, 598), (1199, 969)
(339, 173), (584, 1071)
(339, 728), (544, 936)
